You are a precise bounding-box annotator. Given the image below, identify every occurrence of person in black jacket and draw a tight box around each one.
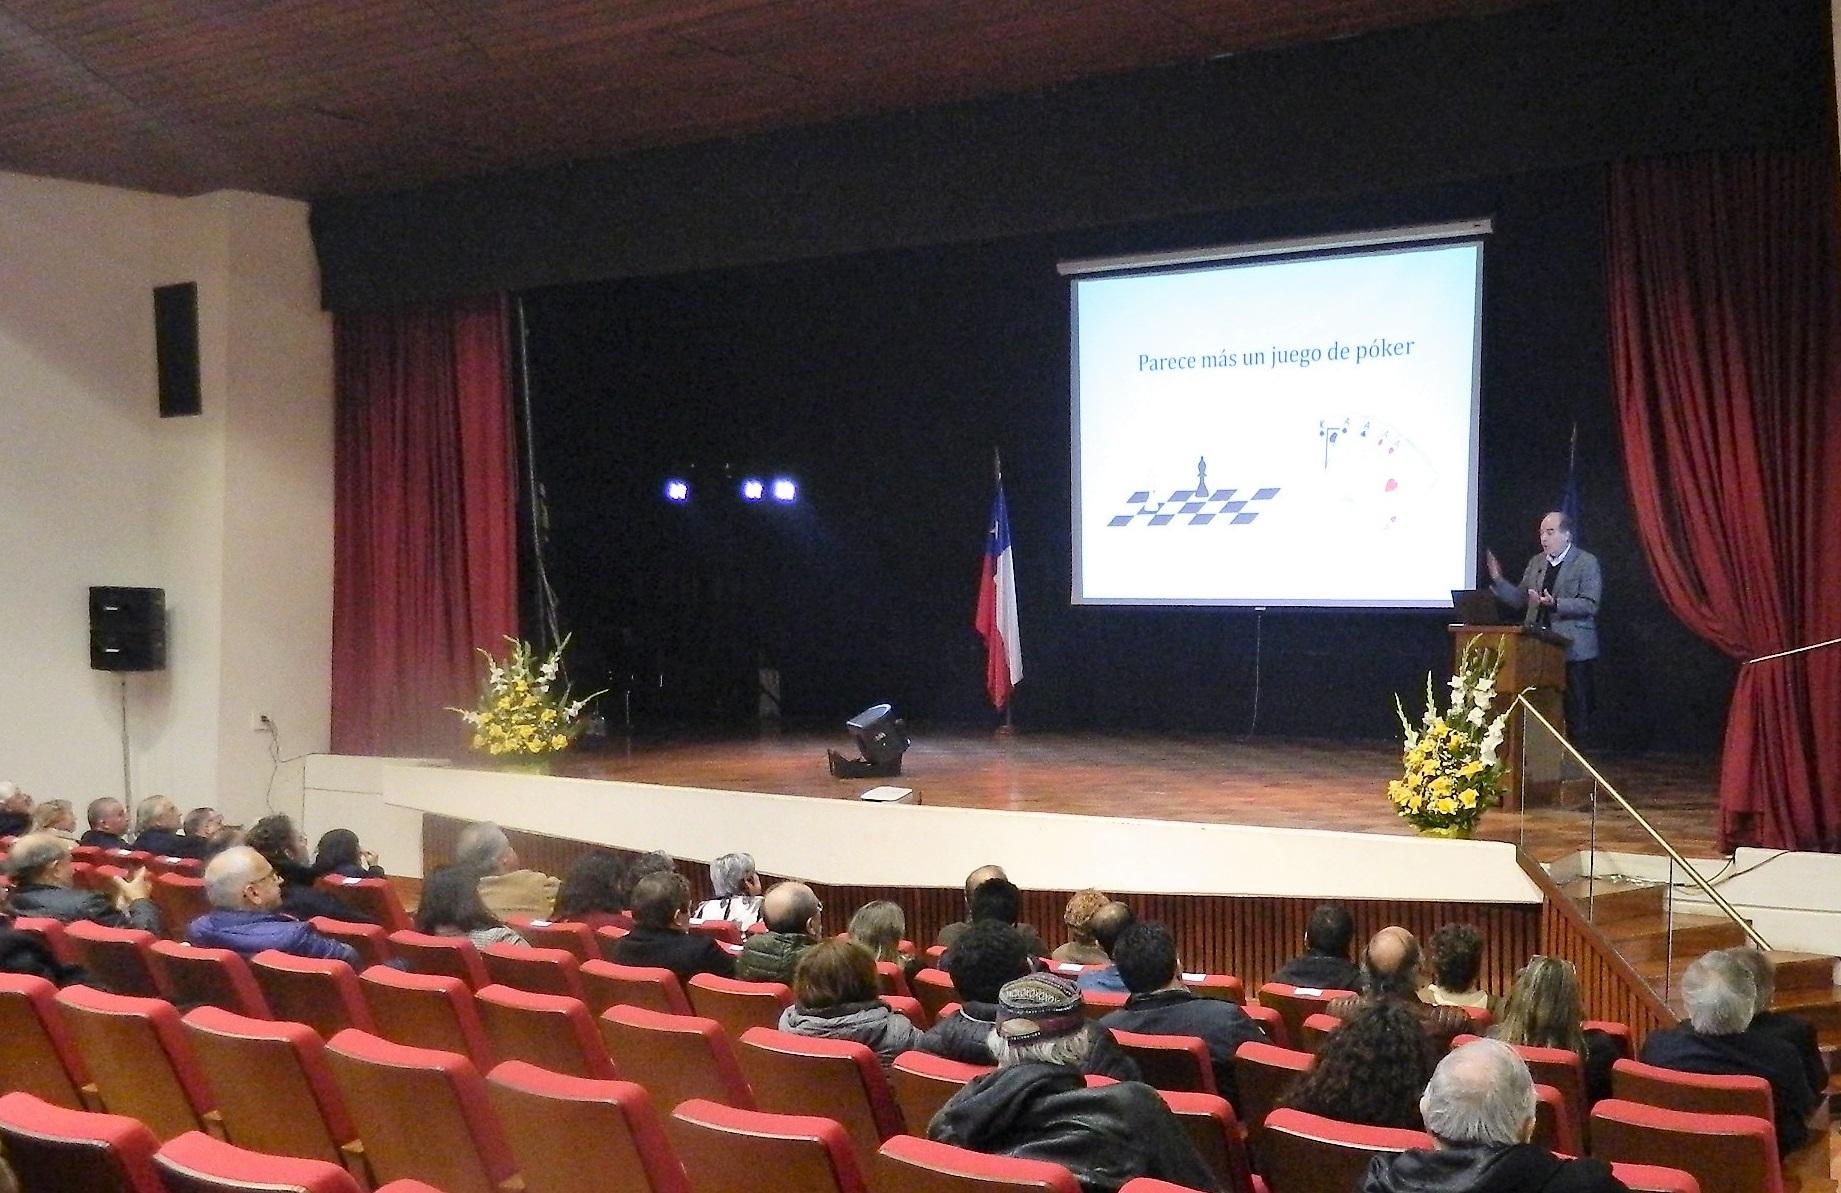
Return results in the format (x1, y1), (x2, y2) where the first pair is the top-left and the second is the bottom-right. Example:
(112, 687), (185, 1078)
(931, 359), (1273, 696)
(314, 829), (385, 880)
(130, 797), (211, 860)
(0, 781), (33, 838)
(79, 798), (131, 851)
(1269, 904), (1362, 992)
(6, 833), (162, 934)
(1361, 1038), (1627, 1193)
(929, 971), (1211, 1193)
(1100, 921), (1266, 1113)
(611, 870), (735, 981)
(919, 919), (1034, 1065)
(243, 814), (374, 925)
(1726, 946), (1827, 1100)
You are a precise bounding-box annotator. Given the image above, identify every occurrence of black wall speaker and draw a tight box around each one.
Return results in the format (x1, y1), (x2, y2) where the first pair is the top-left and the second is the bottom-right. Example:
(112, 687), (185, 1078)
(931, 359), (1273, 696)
(154, 282), (201, 418)
(89, 587), (167, 672)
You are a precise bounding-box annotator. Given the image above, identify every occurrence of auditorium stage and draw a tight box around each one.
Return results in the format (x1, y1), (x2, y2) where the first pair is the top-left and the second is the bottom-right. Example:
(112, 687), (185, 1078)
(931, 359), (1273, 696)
(547, 726), (1724, 864)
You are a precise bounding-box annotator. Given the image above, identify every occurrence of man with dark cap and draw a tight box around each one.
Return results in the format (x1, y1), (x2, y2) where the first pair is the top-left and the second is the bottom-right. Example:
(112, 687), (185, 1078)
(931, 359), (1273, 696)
(929, 972), (1219, 1192)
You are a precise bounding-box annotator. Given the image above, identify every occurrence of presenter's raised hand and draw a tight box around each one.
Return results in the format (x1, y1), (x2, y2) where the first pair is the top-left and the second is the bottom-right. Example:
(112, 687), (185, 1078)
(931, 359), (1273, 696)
(1485, 549), (1505, 584)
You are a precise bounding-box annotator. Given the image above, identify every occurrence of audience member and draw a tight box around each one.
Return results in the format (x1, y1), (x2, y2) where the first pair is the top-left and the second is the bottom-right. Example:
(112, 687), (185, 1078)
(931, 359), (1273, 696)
(187, 846), (359, 962)
(1726, 945), (1826, 1100)
(0, 913), (93, 987)
(937, 865), (1050, 955)
(1490, 956), (1620, 1106)
(0, 782), (32, 838)
(1052, 889), (1111, 965)
(1360, 1039), (1628, 1193)
(1328, 927), (1468, 1050)
(849, 899), (920, 980)
(693, 851), (764, 929)
(919, 920), (1034, 1064)
(183, 807), (224, 839)
(929, 972), (1208, 1191)
(245, 813), (374, 924)
(131, 796), (210, 860)
(29, 799), (78, 841)
(415, 865), (528, 949)
(1285, 1000), (1434, 1129)
(1075, 901), (1137, 994)
(79, 797), (130, 851)
(778, 939), (921, 1068)
(610, 871), (736, 981)
(455, 821), (561, 919)
(1639, 950), (1822, 1155)
(1270, 904), (1362, 992)
(6, 832), (160, 933)
(601, 850), (679, 931)
(736, 880), (823, 983)
(1100, 921), (1267, 1112)
(551, 851), (629, 930)
(314, 828), (384, 880)
(1423, 924), (1491, 1012)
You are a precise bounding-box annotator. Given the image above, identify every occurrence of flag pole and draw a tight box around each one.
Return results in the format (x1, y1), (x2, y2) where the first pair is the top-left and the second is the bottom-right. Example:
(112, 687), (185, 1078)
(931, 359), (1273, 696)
(995, 447), (1015, 735)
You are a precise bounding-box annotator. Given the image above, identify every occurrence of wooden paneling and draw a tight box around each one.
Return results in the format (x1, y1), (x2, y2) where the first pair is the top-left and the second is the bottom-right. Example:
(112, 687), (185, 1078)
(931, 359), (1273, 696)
(425, 813), (1543, 998)
(0, 0), (1540, 197)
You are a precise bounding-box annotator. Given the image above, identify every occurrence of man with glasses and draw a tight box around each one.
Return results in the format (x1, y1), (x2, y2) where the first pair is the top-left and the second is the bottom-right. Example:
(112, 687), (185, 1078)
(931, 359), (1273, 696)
(187, 846), (358, 963)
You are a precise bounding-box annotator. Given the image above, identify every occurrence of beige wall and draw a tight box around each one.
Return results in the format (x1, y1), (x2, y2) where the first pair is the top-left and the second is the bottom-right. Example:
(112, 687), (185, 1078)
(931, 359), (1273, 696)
(0, 171), (333, 826)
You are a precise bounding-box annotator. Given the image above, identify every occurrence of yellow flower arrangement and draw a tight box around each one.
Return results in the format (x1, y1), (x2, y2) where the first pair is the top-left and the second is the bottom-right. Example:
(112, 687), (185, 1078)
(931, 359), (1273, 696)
(449, 636), (605, 761)
(1388, 641), (1510, 835)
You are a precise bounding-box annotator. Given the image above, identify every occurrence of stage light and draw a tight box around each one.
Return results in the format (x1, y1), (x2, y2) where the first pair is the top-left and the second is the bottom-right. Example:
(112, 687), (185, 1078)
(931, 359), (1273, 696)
(771, 477), (797, 503)
(826, 703), (909, 779)
(663, 479), (690, 503)
(741, 478), (765, 502)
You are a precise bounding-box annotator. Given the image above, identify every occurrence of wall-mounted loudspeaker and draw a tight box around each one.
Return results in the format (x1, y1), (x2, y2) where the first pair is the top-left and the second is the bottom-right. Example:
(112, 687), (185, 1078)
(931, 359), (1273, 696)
(89, 586), (166, 672)
(154, 282), (201, 417)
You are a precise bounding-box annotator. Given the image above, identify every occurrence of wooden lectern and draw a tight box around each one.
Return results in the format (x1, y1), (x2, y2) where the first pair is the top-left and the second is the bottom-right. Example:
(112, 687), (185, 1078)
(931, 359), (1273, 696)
(1449, 626), (1567, 812)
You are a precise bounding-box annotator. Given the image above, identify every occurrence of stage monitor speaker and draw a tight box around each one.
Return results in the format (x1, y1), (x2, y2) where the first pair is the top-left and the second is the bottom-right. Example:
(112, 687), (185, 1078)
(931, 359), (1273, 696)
(827, 703), (909, 778)
(154, 282), (201, 418)
(89, 586), (166, 672)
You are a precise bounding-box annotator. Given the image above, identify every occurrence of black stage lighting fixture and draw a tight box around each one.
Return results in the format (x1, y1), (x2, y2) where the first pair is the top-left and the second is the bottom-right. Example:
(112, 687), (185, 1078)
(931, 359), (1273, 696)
(827, 703), (909, 778)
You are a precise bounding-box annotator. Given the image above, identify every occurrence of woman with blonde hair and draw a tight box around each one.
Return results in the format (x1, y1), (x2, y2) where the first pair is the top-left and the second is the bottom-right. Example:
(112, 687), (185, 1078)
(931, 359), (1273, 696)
(1490, 955), (1620, 1105)
(30, 800), (78, 841)
(849, 900), (920, 982)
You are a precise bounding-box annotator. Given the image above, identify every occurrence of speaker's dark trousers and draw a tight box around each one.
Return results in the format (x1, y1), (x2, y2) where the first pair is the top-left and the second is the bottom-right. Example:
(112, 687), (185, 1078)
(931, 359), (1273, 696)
(1564, 659), (1596, 748)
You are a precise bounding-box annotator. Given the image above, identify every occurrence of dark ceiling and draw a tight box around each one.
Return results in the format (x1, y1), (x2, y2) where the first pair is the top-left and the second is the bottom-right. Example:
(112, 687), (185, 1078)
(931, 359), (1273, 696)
(0, 1), (1537, 200)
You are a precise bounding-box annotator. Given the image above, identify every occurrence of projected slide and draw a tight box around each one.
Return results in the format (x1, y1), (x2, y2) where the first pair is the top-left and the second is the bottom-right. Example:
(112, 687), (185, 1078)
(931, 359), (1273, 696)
(1071, 239), (1482, 607)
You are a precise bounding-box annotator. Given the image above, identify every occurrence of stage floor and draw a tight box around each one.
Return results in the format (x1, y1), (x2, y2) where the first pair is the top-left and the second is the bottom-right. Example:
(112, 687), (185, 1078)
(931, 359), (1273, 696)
(554, 727), (1724, 864)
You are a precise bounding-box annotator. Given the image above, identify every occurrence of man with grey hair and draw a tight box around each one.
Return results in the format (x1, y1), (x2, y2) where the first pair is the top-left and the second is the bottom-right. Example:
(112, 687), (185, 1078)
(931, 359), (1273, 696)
(929, 972), (1211, 1191)
(1639, 950), (1823, 1154)
(1362, 1039), (1626, 1193)
(454, 821), (559, 919)
(132, 796), (209, 860)
(693, 851), (763, 929)
(185, 846), (357, 963)
(7, 832), (160, 933)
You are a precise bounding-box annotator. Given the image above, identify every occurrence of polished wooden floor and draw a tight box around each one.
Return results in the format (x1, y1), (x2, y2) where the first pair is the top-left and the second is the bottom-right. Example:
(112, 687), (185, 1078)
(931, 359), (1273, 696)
(554, 725), (1724, 863)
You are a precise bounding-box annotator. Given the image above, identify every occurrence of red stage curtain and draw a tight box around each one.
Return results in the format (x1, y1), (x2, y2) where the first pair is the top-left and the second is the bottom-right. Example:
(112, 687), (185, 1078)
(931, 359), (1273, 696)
(1607, 150), (1841, 851)
(331, 294), (520, 757)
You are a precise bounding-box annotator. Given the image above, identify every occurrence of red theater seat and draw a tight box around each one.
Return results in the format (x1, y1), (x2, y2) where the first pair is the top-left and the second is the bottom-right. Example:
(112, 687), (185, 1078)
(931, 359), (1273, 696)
(1242, 1002), (1289, 1048)
(582, 959), (694, 1016)
(65, 920), (166, 998)
(1298, 1012), (1340, 1053)
(1157, 1089), (1256, 1193)
(153, 1130), (362, 1193)
(507, 916), (600, 960)
(56, 984), (215, 1141)
(1108, 1029), (1217, 1095)
(1260, 1108), (1433, 1193)
(0, 972), (95, 1110)
(310, 917), (395, 969)
(315, 874), (413, 931)
(10, 915), (80, 965)
(475, 983), (618, 1079)
(690, 919), (744, 946)
(150, 941), (272, 1018)
(870, 1135), (1081, 1193)
(1588, 1099), (1781, 1193)
(486, 1059), (691, 1193)
(875, 960), (915, 999)
(1185, 972), (1247, 1004)
(359, 964), (496, 1068)
(152, 873), (213, 942)
(0, 1090), (165, 1193)
(1255, 983), (1354, 1046)
(736, 1026), (905, 1168)
(1608, 1058), (1774, 1120)
(888, 1050), (991, 1134)
(387, 929), (491, 989)
(670, 1099), (867, 1193)
(482, 940), (587, 999)
(1231, 1041), (1314, 1139)
(912, 967), (959, 1024)
(599, 1004), (755, 1112)
(324, 1028), (518, 1193)
(688, 972), (794, 1040)
(180, 1006), (358, 1168)
(250, 951), (375, 1038)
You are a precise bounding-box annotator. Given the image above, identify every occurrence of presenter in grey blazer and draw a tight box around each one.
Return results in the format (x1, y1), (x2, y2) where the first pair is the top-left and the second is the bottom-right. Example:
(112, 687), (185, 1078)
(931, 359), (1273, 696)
(1486, 511), (1602, 745)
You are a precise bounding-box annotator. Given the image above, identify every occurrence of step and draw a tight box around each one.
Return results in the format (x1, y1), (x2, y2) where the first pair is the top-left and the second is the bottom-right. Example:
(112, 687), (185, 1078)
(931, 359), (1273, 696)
(1770, 951), (1838, 993)
(1600, 914), (1750, 964)
(1558, 876), (1667, 927)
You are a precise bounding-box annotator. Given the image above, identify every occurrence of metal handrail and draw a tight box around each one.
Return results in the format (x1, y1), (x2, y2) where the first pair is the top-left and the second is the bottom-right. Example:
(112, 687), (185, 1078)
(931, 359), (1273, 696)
(1512, 692), (1770, 951)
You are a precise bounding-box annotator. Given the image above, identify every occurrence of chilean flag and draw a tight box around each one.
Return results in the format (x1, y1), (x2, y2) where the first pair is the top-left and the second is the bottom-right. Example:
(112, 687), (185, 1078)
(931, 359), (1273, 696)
(975, 481), (1023, 709)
